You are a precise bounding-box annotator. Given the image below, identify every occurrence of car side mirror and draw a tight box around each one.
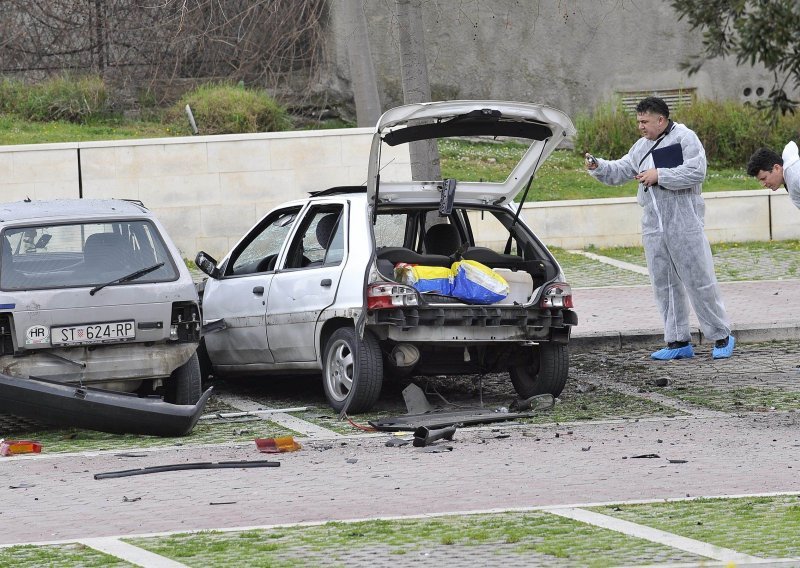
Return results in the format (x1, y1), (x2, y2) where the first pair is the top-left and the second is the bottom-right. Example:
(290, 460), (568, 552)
(195, 251), (219, 278)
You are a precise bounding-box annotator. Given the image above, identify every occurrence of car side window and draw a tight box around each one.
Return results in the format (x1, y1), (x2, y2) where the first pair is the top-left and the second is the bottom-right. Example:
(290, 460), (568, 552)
(228, 207), (301, 276)
(283, 205), (345, 270)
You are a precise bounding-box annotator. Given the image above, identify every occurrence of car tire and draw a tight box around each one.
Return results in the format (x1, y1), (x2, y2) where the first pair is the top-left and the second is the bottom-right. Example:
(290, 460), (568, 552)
(196, 339), (213, 381)
(165, 352), (202, 405)
(323, 327), (383, 414)
(509, 343), (568, 399)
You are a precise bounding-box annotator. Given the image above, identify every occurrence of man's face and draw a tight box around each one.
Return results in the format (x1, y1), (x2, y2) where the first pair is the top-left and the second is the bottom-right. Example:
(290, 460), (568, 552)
(755, 164), (785, 191)
(636, 111), (667, 141)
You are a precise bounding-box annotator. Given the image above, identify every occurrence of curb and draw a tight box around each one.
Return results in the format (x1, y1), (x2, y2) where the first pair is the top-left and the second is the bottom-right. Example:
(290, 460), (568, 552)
(571, 324), (800, 353)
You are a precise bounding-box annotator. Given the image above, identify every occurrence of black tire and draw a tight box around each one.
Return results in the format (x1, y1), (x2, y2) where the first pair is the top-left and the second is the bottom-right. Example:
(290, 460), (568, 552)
(164, 352), (202, 405)
(323, 327), (383, 414)
(509, 343), (569, 399)
(196, 339), (213, 381)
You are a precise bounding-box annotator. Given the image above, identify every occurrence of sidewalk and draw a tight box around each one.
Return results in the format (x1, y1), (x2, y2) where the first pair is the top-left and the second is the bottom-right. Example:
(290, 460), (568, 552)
(571, 279), (800, 350)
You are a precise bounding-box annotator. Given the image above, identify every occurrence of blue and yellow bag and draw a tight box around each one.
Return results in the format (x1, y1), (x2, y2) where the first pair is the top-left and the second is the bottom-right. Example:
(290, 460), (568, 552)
(451, 260), (509, 304)
(394, 263), (453, 295)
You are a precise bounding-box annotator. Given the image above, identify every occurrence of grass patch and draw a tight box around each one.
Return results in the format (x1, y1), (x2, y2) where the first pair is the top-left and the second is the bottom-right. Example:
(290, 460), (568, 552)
(528, 386), (683, 424)
(0, 543), (133, 567)
(590, 240), (800, 282)
(669, 386), (800, 413)
(593, 495), (800, 558)
(127, 511), (702, 566)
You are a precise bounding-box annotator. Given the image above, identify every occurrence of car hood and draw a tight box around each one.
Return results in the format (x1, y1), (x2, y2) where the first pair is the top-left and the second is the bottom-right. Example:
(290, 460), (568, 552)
(367, 100), (576, 206)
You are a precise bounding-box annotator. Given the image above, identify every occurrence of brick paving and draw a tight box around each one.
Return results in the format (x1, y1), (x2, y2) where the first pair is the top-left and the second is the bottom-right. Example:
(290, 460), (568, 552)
(2, 245), (800, 566)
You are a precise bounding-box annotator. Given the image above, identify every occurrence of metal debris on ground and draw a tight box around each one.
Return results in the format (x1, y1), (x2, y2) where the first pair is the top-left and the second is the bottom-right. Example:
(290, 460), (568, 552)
(413, 425), (457, 447)
(369, 408), (536, 431)
(94, 460), (280, 480)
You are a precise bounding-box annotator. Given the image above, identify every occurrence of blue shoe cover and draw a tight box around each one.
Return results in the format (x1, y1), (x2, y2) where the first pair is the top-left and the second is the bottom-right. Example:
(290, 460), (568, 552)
(651, 344), (694, 360)
(712, 335), (735, 359)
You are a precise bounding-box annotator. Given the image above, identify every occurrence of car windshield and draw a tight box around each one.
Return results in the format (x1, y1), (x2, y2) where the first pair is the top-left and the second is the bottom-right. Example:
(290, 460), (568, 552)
(0, 220), (178, 291)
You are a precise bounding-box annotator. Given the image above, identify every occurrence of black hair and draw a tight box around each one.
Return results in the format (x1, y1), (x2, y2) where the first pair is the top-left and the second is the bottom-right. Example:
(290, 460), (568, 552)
(635, 96), (670, 118)
(746, 147), (782, 177)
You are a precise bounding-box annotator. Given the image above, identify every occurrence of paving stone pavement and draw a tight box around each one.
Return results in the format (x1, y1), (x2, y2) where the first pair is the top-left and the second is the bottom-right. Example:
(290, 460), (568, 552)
(2, 247), (799, 567)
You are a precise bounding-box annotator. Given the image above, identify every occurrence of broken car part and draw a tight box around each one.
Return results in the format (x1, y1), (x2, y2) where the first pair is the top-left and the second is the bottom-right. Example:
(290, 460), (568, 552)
(369, 408), (535, 432)
(413, 425), (457, 447)
(94, 459), (280, 480)
(0, 372), (212, 437)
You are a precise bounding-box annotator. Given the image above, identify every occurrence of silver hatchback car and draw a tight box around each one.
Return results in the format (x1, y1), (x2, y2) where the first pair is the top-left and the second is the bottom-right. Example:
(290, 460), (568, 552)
(0, 199), (202, 405)
(196, 100), (578, 413)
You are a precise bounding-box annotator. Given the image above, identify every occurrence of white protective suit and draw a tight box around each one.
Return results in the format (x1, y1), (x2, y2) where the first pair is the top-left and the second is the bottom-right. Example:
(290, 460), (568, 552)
(590, 122), (731, 344)
(781, 141), (800, 210)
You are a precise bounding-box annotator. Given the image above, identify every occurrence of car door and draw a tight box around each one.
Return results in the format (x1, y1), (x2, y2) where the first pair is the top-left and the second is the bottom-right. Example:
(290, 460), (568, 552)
(266, 203), (346, 363)
(202, 206), (300, 367)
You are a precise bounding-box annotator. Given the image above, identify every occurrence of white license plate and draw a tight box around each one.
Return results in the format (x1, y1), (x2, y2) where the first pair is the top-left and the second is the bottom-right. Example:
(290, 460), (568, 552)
(51, 321), (136, 346)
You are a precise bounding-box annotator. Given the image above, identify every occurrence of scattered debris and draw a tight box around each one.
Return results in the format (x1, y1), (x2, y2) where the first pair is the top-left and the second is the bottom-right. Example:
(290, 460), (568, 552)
(9, 482), (35, 489)
(582, 446), (591, 451)
(255, 436), (301, 453)
(346, 458), (358, 464)
(422, 445), (453, 453)
(385, 436), (412, 448)
(122, 496), (141, 502)
(413, 425), (457, 447)
(509, 393), (555, 412)
(668, 459), (688, 464)
(200, 407), (309, 421)
(649, 378), (669, 387)
(94, 460), (280, 480)
(370, 408), (536, 431)
(576, 383), (597, 394)
(0, 439), (42, 456)
(114, 453), (148, 458)
(631, 454), (660, 459)
(209, 501), (237, 505)
(402, 383), (434, 414)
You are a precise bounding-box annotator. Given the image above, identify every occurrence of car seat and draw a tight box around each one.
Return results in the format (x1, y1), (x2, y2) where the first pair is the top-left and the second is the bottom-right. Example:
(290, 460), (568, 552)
(424, 223), (462, 257)
(84, 233), (133, 274)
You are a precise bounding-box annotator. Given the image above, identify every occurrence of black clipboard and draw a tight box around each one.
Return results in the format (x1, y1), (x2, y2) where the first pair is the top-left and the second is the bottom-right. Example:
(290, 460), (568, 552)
(651, 143), (684, 168)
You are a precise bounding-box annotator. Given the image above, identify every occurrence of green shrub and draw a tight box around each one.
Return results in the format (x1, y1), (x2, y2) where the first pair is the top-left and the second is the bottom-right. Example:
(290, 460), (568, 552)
(16, 74), (109, 123)
(0, 78), (26, 113)
(576, 96), (800, 168)
(169, 83), (290, 135)
(574, 98), (638, 161)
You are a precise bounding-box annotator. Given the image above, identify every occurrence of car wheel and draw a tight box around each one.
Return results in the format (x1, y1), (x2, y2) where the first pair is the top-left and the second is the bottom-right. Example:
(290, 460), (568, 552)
(323, 327), (383, 413)
(196, 339), (213, 380)
(509, 343), (568, 399)
(164, 352), (202, 405)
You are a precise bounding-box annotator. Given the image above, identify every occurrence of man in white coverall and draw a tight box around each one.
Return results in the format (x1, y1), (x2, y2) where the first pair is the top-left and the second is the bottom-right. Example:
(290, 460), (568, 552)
(746, 142), (800, 210)
(586, 96), (735, 360)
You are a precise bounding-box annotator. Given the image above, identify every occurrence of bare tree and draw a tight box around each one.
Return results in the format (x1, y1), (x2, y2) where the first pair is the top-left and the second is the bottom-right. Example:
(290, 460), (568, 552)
(395, 0), (440, 181)
(336, 0), (382, 126)
(0, 1), (329, 105)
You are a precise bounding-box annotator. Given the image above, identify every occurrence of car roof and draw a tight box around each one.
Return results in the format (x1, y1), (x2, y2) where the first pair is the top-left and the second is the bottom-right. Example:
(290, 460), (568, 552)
(0, 199), (150, 224)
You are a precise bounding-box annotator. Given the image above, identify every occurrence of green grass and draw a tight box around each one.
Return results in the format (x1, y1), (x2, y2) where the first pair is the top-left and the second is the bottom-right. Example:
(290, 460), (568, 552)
(0, 543), (133, 568)
(593, 495), (800, 558)
(126, 511), (702, 567)
(590, 240), (800, 282)
(0, 114), (176, 145)
(670, 386), (800, 413)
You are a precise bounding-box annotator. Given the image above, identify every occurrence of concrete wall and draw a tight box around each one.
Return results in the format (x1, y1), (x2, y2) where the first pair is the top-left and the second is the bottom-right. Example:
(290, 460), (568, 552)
(0, 129), (411, 260)
(327, 0), (784, 118)
(2, 134), (799, 261)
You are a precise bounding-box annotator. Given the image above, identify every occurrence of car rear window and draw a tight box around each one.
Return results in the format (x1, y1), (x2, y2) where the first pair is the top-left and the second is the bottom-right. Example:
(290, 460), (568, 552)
(0, 220), (178, 291)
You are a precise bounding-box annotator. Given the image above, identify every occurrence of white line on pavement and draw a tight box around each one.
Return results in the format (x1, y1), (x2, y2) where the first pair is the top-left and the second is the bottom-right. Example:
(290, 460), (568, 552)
(569, 249), (651, 276)
(215, 393), (341, 438)
(544, 507), (763, 564)
(78, 537), (188, 568)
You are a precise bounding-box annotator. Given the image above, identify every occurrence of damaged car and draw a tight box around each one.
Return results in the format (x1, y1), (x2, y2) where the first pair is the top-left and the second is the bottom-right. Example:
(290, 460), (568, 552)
(196, 100), (578, 413)
(0, 199), (208, 436)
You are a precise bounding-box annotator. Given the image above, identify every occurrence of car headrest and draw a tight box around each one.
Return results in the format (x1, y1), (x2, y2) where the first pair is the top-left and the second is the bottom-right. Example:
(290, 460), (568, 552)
(315, 213), (339, 249)
(424, 223), (462, 256)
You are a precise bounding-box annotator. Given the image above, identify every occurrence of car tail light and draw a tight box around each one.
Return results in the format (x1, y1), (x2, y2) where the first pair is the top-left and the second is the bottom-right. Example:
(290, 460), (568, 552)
(170, 301), (201, 342)
(540, 282), (573, 309)
(367, 283), (419, 309)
